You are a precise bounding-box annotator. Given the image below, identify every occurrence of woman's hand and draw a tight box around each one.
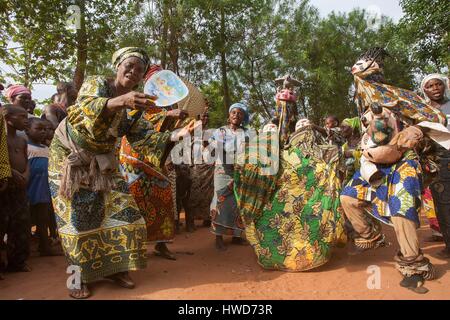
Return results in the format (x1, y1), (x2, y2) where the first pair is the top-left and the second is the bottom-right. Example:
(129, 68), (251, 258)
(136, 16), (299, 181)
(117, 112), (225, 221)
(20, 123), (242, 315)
(122, 92), (157, 110)
(107, 92), (157, 114)
(167, 109), (189, 120)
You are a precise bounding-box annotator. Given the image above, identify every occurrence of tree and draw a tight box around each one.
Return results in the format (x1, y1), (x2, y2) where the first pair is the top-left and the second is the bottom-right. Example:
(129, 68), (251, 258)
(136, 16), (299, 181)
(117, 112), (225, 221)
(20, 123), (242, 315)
(0, 0), (137, 90)
(1, 0), (446, 126)
(399, 0), (450, 73)
(278, 4), (416, 123)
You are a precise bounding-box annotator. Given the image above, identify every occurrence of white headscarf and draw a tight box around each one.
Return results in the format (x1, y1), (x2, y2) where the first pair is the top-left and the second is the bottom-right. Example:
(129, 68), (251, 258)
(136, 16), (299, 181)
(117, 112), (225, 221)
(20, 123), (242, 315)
(420, 73), (450, 103)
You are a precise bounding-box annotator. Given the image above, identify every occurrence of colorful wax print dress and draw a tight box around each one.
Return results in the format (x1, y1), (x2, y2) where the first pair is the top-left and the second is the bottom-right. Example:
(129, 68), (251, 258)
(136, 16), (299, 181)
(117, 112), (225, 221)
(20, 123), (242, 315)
(48, 76), (171, 283)
(234, 128), (347, 271)
(343, 71), (448, 226)
(119, 113), (175, 243)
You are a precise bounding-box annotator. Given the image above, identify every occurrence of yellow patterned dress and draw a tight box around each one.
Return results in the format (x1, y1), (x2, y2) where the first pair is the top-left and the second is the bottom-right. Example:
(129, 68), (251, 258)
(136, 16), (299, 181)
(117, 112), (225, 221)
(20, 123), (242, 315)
(48, 76), (171, 283)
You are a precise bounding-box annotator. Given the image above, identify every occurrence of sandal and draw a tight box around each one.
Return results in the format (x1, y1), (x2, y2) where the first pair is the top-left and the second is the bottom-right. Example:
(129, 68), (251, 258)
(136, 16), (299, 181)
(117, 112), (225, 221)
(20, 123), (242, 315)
(69, 284), (91, 299)
(400, 275), (429, 294)
(105, 272), (135, 289)
(154, 243), (177, 260)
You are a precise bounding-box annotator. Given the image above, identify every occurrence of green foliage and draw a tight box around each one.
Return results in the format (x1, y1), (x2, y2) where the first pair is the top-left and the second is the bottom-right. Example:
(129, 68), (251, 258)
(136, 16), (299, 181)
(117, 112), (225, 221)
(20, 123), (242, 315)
(0, 0), (137, 87)
(201, 80), (228, 128)
(399, 0), (450, 73)
(33, 108), (42, 117)
(0, 0), (448, 128)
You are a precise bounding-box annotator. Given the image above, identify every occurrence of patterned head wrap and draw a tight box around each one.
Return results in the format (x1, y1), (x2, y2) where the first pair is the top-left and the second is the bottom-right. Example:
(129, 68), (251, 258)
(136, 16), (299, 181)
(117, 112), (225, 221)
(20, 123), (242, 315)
(229, 102), (250, 126)
(4, 84), (32, 102)
(420, 73), (450, 103)
(112, 47), (150, 72)
(295, 118), (311, 131)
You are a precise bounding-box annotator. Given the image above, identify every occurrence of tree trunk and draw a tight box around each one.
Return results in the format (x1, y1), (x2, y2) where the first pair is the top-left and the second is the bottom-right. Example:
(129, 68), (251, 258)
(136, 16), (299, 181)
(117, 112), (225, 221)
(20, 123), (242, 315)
(168, 1), (179, 74)
(73, 0), (87, 92)
(220, 6), (231, 111)
(23, 49), (31, 88)
(160, 0), (169, 69)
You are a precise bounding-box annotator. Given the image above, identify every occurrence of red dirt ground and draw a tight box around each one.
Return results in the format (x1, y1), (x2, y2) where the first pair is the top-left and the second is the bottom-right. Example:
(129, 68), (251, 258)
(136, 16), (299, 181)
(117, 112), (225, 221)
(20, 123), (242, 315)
(1, 215), (449, 300)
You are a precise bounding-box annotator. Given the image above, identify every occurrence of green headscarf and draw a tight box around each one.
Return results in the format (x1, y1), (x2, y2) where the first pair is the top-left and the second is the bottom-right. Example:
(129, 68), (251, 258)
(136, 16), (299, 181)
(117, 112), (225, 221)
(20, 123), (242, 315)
(112, 47), (150, 71)
(342, 117), (361, 131)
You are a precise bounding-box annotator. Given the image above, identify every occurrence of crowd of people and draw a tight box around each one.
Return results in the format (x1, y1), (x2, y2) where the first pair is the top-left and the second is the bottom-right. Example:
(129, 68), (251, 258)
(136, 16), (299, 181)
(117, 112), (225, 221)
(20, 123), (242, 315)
(0, 46), (449, 298)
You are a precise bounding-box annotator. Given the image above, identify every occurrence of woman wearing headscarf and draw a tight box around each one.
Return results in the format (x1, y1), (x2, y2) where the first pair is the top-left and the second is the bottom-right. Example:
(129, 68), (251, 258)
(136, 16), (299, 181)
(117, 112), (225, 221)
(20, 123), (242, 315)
(420, 74), (450, 127)
(49, 47), (192, 299)
(209, 103), (249, 251)
(4, 85), (33, 114)
(420, 74), (450, 258)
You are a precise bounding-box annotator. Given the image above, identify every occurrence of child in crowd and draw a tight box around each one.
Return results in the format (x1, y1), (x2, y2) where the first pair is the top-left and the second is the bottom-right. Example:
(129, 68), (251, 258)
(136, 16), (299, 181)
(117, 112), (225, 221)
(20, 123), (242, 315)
(41, 119), (59, 242)
(0, 104), (31, 272)
(324, 115), (345, 146)
(25, 118), (60, 256)
(325, 115), (339, 129)
(42, 119), (55, 147)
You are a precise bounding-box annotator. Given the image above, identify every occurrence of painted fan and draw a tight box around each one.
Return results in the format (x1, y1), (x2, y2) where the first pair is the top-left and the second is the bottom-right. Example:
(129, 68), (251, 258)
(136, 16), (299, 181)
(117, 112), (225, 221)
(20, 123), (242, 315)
(144, 70), (189, 107)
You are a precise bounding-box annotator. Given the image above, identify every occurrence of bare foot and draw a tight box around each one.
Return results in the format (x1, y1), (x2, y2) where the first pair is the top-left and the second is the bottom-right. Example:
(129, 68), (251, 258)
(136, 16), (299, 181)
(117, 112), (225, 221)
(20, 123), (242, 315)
(69, 284), (91, 299)
(215, 236), (227, 251)
(154, 243), (177, 260)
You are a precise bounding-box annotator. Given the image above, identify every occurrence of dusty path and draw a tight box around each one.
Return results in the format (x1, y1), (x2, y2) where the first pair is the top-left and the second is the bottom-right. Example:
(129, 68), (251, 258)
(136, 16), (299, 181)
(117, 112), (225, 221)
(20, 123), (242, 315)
(1, 216), (449, 300)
